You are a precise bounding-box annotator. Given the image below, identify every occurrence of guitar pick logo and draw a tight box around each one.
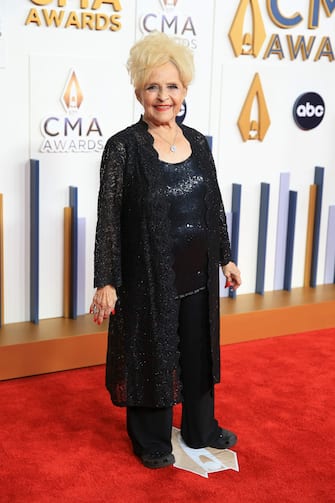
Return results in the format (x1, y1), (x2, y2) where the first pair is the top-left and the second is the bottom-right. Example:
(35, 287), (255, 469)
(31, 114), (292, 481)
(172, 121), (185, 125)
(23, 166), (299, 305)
(229, 0), (266, 57)
(238, 73), (271, 142)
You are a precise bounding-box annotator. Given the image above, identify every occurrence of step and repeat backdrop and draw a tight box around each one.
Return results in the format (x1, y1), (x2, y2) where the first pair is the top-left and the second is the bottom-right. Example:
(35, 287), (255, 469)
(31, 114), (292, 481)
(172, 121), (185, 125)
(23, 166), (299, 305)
(0, 0), (334, 323)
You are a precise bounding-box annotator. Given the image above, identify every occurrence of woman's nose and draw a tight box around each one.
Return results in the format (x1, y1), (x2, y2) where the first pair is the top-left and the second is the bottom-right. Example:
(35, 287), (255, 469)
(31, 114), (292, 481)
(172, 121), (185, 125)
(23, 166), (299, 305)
(158, 88), (168, 100)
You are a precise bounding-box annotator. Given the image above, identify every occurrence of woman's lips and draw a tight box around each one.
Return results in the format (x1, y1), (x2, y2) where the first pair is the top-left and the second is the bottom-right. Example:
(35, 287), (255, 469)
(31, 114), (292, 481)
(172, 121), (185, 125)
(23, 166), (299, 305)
(154, 104), (172, 111)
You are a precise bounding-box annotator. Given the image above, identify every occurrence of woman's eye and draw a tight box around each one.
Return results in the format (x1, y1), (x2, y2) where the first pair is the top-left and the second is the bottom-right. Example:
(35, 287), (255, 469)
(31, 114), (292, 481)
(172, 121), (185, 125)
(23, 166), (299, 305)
(145, 84), (179, 92)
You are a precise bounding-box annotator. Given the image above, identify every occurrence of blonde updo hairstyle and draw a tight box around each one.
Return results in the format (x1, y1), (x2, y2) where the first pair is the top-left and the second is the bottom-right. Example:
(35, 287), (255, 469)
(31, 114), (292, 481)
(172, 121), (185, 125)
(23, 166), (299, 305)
(127, 32), (195, 90)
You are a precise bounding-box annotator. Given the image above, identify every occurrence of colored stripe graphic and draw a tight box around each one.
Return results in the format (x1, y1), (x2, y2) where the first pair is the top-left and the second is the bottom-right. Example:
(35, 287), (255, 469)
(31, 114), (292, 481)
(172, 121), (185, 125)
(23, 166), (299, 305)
(284, 191), (297, 291)
(0, 194), (4, 326)
(229, 183), (241, 299)
(274, 173), (290, 290)
(30, 159), (39, 324)
(69, 186), (78, 319)
(310, 167), (324, 287)
(206, 136), (213, 150)
(304, 184), (317, 287)
(63, 207), (72, 318)
(77, 217), (86, 315)
(256, 183), (270, 295)
(324, 205), (335, 284)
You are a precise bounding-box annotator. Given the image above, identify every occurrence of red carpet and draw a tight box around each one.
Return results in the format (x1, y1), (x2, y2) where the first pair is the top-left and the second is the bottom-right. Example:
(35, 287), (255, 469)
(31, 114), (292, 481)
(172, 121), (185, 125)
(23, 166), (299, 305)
(1, 328), (334, 503)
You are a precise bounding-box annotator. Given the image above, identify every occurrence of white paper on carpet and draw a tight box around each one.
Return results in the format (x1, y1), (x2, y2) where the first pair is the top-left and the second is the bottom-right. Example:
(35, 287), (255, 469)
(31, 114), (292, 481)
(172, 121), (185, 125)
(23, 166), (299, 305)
(171, 427), (239, 478)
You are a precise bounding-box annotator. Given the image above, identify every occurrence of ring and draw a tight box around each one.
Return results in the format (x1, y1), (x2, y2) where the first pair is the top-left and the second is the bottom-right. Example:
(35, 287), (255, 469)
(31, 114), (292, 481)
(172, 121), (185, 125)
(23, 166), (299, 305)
(93, 305), (98, 314)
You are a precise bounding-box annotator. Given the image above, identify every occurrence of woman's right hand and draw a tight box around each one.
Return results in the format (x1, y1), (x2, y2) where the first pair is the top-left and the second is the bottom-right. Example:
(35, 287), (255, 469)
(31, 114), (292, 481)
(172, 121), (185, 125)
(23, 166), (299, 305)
(90, 285), (118, 325)
(222, 261), (242, 291)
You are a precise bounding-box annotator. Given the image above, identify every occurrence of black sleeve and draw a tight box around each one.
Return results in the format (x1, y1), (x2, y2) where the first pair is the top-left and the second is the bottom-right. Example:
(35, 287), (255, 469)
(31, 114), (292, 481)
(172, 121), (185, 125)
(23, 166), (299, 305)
(94, 137), (125, 288)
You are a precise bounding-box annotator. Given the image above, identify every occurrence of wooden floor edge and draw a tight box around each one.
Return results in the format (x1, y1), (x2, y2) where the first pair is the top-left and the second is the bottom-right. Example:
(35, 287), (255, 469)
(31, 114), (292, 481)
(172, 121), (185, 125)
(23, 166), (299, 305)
(220, 301), (335, 345)
(0, 332), (107, 381)
(1, 285), (334, 380)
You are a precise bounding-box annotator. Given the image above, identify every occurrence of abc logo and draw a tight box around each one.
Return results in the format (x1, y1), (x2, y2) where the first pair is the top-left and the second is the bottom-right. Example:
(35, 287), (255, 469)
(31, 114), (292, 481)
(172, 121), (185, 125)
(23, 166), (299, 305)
(293, 92), (325, 130)
(176, 99), (187, 125)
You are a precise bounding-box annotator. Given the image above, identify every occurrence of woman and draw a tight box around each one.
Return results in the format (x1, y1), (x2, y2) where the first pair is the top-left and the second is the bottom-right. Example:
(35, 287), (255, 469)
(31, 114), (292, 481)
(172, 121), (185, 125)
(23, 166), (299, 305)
(90, 32), (241, 469)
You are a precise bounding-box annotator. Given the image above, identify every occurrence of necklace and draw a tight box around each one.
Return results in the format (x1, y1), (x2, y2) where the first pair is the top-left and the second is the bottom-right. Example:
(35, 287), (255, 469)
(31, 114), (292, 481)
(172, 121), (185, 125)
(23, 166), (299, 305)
(153, 127), (179, 152)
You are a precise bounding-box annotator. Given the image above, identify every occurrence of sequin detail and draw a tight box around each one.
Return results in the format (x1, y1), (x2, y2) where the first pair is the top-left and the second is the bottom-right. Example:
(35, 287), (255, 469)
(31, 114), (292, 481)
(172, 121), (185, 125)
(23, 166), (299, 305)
(95, 117), (232, 407)
(160, 156), (208, 298)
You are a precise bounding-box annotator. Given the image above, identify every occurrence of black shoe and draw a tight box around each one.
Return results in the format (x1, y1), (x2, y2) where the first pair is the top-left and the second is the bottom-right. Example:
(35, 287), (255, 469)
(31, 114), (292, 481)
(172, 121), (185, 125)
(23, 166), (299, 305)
(140, 451), (175, 469)
(208, 428), (237, 449)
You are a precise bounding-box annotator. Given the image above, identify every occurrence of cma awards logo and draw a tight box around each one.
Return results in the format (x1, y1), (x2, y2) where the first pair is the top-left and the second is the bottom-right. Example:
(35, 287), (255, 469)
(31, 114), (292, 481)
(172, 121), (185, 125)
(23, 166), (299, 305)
(229, 0), (335, 62)
(229, 0), (266, 58)
(238, 73), (270, 142)
(139, 0), (197, 50)
(40, 70), (104, 153)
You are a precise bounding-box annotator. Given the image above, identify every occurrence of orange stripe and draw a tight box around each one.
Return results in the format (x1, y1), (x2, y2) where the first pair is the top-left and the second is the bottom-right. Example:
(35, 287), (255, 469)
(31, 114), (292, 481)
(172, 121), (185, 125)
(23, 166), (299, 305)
(304, 184), (317, 287)
(63, 207), (72, 318)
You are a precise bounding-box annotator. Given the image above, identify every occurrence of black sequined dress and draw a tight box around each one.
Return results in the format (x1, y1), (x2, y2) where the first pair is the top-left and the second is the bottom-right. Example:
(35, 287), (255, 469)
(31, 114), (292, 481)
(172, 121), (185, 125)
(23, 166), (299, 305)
(94, 118), (232, 408)
(160, 155), (208, 298)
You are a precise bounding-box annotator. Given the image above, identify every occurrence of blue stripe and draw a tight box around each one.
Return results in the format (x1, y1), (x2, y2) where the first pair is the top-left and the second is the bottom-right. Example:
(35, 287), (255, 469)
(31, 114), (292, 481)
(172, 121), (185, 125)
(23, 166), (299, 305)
(256, 183), (270, 295)
(69, 186), (78, 319)
(206, 135), (213, 150)
(284, 191), (297, 291)
(30, 160), (39, 324)
(310, 167), (324, 287)
(229, 184), (241, 299)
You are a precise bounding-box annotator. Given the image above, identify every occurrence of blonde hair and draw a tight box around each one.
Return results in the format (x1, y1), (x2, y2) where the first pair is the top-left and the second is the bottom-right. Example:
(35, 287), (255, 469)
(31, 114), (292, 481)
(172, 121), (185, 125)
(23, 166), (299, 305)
(127, 32), (194, 90)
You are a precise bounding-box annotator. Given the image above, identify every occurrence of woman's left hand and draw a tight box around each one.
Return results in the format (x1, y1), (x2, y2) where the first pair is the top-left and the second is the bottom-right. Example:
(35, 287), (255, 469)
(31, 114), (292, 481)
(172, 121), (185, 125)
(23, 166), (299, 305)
(222, 261), (242, 291)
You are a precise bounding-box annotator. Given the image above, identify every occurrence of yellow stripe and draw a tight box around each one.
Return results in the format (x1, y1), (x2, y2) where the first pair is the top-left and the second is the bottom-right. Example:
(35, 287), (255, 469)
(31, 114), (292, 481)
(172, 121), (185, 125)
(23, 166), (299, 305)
(304, 184), (317, 287)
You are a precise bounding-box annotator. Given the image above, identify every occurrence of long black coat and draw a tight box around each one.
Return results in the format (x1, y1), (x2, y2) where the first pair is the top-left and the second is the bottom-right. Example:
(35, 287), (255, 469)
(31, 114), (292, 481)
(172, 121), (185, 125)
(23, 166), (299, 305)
(94, 118), (232, 407)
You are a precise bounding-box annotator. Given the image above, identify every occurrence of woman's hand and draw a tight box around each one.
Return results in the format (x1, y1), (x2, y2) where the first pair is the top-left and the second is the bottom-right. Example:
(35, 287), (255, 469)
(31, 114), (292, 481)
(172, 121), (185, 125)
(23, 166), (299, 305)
(222, 261), (242, 291)
(90, 285), (118, 325)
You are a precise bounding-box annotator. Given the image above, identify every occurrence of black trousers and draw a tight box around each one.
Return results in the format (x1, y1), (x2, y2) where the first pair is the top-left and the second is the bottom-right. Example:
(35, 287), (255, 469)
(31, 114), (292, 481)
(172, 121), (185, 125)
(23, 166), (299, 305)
(127, 289), (221, 455)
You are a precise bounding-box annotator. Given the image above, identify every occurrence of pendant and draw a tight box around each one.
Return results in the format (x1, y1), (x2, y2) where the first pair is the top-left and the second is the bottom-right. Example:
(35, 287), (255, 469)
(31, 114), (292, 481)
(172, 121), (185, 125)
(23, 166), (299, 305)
(170, 145), (176, 152)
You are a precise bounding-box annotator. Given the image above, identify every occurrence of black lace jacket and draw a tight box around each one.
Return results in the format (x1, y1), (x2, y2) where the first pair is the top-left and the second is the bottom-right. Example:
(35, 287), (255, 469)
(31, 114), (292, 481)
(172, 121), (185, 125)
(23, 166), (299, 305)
(94, 118), (232, 407)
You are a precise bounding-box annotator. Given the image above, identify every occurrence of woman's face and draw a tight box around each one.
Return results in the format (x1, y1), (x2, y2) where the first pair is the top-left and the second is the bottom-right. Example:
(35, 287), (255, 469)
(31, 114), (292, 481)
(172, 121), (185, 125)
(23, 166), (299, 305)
(136, 62), (187, 126)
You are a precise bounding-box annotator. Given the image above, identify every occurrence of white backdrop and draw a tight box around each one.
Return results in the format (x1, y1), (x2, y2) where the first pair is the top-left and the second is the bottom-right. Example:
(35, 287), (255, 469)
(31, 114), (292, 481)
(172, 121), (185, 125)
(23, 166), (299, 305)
(0, 0), (334, 323)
